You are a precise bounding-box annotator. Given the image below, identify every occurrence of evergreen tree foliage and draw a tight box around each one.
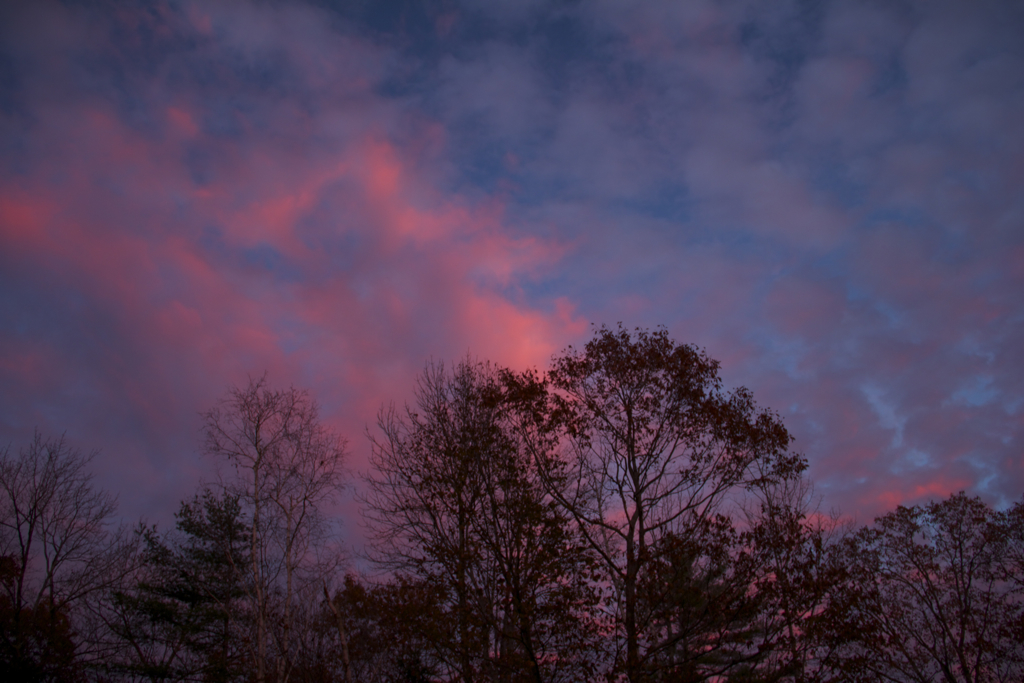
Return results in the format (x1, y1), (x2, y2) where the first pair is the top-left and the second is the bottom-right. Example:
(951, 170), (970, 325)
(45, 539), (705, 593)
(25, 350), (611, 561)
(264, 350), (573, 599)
(107, 490), (251, 682)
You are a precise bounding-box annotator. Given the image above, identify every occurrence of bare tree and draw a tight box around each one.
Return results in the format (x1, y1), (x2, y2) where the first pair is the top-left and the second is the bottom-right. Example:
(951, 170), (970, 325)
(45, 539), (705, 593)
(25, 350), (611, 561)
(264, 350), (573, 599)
(0, 431), (124, 680)
(202, 376), (347, 683)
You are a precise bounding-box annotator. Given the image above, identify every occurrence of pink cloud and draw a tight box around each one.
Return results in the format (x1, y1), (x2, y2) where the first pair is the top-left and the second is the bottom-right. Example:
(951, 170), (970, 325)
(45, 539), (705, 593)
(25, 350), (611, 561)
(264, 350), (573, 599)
(2, 0), (1021, 540)
(873, 478), (974, 516)
(0, 51), (585, 529)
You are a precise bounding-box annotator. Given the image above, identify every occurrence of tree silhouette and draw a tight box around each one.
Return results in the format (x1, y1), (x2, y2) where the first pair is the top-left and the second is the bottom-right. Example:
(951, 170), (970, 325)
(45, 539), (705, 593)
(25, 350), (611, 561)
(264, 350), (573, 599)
(539, 325), (805, 682)
(364, 359), (599, 682)
(0, 431), (125, 681)
(105, 490), (251, 682)
(202, 377), (348, 683)
(814, 491), (1024, 682)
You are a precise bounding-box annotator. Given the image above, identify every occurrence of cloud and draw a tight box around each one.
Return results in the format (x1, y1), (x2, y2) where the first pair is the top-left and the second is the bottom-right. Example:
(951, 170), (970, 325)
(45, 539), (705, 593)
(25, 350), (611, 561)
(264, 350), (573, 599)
(0, 0), (584, 532)
(1, 0), (1022, 540)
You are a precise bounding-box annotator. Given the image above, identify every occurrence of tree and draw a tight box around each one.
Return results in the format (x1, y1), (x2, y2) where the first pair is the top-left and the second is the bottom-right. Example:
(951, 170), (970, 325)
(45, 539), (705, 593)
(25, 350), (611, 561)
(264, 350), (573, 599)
(474, 368), (602, 683)
(0, 557), (80, 682)
(0, 430), (125, 679)
(103, 489), (251, 682)
(540, 325), (805, 682)
(202, 377), (348, 683)
(364, 360), (490, 681)
(813, 491), (1024, 683)
(324, 573), (447, 683)
(999, 498), (1024, 647)
(0, 431), (125, 681)
(729, 478), (841, 682)
(363, 359), (599, 682)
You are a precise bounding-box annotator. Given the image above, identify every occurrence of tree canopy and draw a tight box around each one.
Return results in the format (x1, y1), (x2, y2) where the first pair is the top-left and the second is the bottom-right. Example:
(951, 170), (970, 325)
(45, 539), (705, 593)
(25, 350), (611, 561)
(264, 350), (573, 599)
(2, 326), (1021, 682)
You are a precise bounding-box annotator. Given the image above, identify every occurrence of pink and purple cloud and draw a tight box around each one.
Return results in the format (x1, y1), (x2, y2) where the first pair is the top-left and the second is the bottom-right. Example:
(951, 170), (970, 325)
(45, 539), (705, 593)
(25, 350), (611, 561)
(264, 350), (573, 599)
(1, 0), (1022, 543)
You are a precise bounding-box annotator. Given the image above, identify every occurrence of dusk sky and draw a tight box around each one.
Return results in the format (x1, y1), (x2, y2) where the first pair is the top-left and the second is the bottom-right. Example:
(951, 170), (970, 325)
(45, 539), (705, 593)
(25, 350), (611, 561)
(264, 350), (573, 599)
(1, 0), (1022, 546)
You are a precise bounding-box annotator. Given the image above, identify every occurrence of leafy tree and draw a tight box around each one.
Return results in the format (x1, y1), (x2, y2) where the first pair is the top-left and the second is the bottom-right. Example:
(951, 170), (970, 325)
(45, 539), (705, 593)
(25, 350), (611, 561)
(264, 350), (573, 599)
(814, 491), (1024, 683)
(326, 573), (446, 683)
(364, 359), (599, 682)
(539, 325), (805, 682)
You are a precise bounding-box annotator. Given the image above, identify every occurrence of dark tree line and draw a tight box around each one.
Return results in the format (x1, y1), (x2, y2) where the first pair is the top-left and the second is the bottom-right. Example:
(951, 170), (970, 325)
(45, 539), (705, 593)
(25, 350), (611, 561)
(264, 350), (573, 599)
(2, 326), (1022, 682)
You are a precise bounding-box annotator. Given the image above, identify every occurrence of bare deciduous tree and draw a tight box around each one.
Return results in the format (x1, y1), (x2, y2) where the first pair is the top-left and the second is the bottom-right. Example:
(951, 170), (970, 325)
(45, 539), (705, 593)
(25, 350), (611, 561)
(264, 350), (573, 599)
(0, 431), (124, 680)
(202, 376), (347, 683)
(364, 360), (505, 682)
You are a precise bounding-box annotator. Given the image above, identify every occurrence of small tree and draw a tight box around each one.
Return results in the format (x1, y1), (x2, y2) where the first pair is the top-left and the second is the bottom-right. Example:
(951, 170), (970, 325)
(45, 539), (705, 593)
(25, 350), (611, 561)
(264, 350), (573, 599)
(104, 490), (251, 682)
(202, 377), (348, 683)
(0, 431), (124, 681)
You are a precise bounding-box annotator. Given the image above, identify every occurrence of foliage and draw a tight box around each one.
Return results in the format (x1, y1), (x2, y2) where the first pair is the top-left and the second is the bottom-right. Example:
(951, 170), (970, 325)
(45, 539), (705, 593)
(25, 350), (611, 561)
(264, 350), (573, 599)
(364, 359), (601, 682)
(0, 559), (81, 683)
(7, 330), (1024, 683)
(103, 490), (251, 682)
(324, 573), (447, 683)
(540, 325), (806, 682)
(813, 492), (1024, 683)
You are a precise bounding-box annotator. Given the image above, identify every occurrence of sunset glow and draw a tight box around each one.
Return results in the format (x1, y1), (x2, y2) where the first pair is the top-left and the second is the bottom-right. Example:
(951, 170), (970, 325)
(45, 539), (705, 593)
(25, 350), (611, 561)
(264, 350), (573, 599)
(1, 0), (1021, 537)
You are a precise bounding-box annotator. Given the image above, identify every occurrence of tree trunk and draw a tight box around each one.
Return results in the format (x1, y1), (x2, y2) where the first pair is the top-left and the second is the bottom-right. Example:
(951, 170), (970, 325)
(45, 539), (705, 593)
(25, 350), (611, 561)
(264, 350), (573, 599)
(458, 501), (473, 683)
(324, 583), (353, 683)
(625, 534), (640, 683)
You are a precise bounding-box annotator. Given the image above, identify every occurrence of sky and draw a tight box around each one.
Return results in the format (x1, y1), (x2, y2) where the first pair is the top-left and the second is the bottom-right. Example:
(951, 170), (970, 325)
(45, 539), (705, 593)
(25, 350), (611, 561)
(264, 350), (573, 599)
(1, 0), (1022, 546)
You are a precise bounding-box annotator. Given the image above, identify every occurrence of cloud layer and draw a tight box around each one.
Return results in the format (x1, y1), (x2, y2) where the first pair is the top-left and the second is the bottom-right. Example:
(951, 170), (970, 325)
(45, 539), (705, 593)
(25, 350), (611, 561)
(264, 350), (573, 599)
(1, 0), (1022, 538)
